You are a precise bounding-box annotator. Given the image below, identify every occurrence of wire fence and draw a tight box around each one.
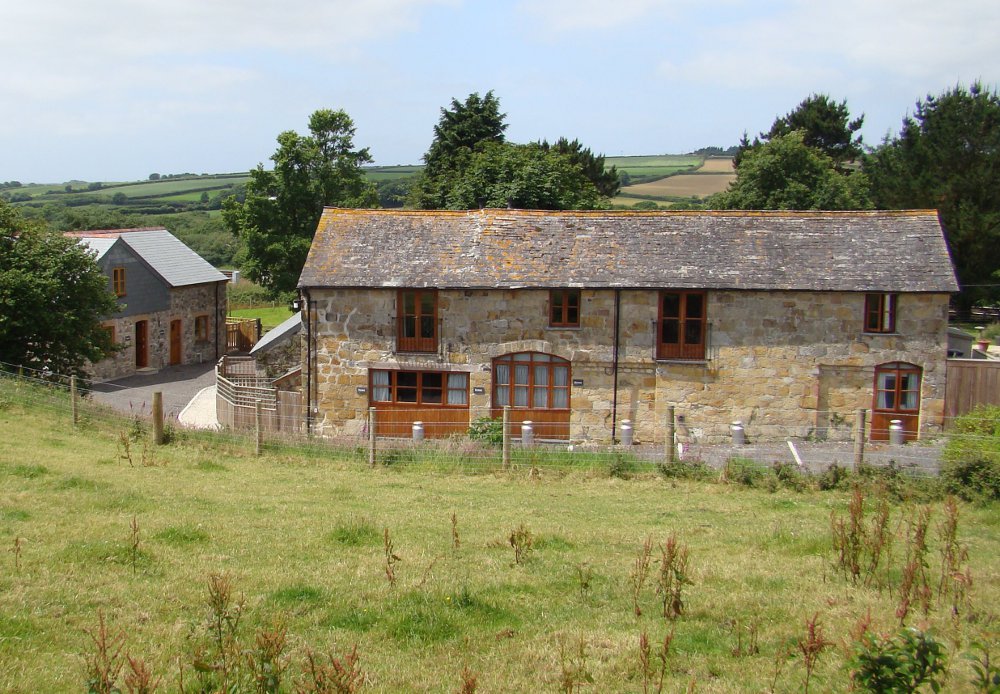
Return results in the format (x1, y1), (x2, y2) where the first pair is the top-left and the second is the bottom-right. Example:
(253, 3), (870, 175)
(3, 361), (986, 479)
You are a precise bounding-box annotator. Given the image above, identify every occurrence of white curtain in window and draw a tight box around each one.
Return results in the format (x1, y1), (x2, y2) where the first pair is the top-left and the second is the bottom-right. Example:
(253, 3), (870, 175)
(447, 373), (468, 405)
(553, 366), (569, 408)
(372, 370), (390, 402)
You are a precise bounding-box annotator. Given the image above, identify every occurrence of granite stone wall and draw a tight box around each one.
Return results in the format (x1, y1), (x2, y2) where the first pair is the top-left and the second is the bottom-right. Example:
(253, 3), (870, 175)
(304, 288), (949, 444)
(88, 282), (227, 381)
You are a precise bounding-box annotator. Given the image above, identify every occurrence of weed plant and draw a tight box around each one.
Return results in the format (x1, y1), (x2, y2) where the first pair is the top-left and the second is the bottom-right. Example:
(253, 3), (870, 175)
(1, 376), (999, 691)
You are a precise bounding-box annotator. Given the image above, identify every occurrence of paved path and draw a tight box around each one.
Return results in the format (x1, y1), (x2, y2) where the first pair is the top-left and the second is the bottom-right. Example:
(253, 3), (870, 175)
(89, 362), (216, 423)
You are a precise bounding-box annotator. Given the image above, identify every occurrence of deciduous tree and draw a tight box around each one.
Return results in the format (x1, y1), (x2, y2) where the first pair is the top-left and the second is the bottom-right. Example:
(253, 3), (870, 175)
(866, 83), (1000, 310)
(0, 200), (117, 378)
(223, 109), (377, 294)
(736, 94), (864, 169)
(710, 131), (872, 210)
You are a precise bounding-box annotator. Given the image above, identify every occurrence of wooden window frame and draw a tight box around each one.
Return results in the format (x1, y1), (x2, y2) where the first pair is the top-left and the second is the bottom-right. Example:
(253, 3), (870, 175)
(195, 315), (209, 342)
(103, 324), (115, 345)
(656, 290), (707, 361)
(369, 369), (468, 407)
(396, 289), (438, 353)
(112, 267), (126, 297)
(864, 293), (897, 333)
(492, 352), (571, 411)
(873, 362), (921, 413)
(549, 289), (581, 328)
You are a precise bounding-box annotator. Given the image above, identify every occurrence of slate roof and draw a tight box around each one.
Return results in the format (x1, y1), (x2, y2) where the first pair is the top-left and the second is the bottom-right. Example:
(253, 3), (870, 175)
(299, 208), (958, 293)
(69, 228), (228, 287)
(250, 312), (302, 355)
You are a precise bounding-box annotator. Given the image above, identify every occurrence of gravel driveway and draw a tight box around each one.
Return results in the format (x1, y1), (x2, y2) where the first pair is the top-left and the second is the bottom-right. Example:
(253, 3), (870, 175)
(88, 362), (216, 422)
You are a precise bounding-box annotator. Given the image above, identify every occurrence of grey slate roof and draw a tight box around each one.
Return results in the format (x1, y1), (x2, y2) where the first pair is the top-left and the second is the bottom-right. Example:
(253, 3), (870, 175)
(79, 236), (118, 260)
(250, 312), (302, 355)
(71, 228), (228, 287)
(299, 208), (958, 293)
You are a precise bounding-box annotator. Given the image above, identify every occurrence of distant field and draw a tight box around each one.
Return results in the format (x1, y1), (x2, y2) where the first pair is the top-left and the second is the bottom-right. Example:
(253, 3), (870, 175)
(614, 157), (735, 202)
(92, 176), (249, 198)
(622, 173), (735, 199)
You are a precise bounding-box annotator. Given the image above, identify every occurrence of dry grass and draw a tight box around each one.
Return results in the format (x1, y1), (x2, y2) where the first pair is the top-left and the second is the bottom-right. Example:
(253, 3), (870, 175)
(1, 382), (998, 692)
(621, 173), (735, 199)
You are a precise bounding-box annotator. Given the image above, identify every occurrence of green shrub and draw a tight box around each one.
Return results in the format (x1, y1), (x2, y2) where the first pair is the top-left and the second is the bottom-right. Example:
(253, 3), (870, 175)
(772, 462), (808, 492)
(468, 416), (504, 447)
(850, 627), (947, 693)
(817, 463), (851, 491)
(722, 457), (768, 488)
(657, 459), (715, 481)
(942, 405), (1000, 503)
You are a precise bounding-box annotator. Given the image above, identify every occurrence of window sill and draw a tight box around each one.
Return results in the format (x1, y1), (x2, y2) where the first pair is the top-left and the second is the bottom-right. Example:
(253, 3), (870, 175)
(548, 325), (581, 330)
(655, 359), (710, 365)
(862, 332), (901, 337)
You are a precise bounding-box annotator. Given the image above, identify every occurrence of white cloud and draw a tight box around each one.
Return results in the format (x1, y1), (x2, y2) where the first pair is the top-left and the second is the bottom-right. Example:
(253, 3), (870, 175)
(656, 0), (1000, 91)
(516, 0), (688, 31)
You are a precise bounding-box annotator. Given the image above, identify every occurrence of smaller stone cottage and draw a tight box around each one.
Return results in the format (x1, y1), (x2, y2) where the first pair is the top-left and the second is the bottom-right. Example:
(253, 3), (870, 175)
(68, 228), (229, 381)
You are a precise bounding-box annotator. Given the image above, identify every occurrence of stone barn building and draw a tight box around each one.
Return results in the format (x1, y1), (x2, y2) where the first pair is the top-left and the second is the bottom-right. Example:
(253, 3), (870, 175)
(296, 208), (958, 444)
(69, 228), (229, 381)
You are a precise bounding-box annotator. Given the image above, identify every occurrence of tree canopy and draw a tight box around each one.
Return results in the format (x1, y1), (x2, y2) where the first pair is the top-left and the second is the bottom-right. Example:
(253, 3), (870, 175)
(410, 91), (508, 209)
(445, 141), (605, 210)
(736, 94), (864, 168)
(710, 131), (872, 211)
(223, 109), (377, 294)
(865, 82), (1000, 308)
(0, 200), (117, 378)
(410, 91), (617, 210)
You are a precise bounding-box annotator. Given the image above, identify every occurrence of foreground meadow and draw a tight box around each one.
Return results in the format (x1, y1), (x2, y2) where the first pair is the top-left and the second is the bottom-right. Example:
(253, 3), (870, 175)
(0, 384), (997, 692)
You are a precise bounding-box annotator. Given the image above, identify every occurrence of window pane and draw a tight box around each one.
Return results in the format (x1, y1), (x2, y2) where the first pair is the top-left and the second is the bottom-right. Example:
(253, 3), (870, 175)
(514, 353), (531, 361)
(567, 291), (579, 308)
(420, 316), (435, 339)
(403, 316), (416, 338)
(877, 390), (895, 409)
(423, 373), (442, 389)
(533, 387), (548, 408)
(397, 372), (417, 387)
(684, 319), (703, 345)
(661, 319), (679, 344)
(553, 366), (568, 387)
(495, 385), (509, 406)
(662, 293), (680, 318)
(552, 388), (568, 409)
(397, 387), (417, 403)
(686, 293), (704, 318)
(495, 364), (509, 385)
(567, 307), (578, 324)
(514, 365), (529, 385)
(404, 292), (415, 314)
(534, 366), (548, 386)
(422, 388), (442, 404)
(421, 292), (434, 315)
(514, 386), (529, 407)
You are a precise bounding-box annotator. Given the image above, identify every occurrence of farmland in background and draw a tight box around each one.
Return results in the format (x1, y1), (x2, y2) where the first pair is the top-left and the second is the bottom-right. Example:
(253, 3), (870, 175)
(614, 156), (735, 208)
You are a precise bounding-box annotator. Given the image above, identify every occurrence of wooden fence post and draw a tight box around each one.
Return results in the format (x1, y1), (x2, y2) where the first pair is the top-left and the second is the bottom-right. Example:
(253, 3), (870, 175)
(853, 408), (867, 472)
(152, 391), (164, 445)
(368, 407), (377, 468)
(255, 399), (263, 456)
(70, 375), (78, 427)
(502, 406), (511, 470)
(665, 405), (675, 464)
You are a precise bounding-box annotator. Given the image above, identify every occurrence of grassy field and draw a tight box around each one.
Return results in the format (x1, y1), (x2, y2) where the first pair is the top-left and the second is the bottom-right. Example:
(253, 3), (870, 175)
(229, 306), (294, 331)
(1, 380), (998, 692)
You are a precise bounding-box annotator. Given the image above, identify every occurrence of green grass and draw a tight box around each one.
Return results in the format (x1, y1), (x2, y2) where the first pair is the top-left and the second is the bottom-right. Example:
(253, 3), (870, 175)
(0, 379), (997, 692)
(228, 306), (294, 331)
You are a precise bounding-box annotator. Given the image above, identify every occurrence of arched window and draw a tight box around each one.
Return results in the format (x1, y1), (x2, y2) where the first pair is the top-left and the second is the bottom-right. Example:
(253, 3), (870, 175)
(493, 352), (570, 410)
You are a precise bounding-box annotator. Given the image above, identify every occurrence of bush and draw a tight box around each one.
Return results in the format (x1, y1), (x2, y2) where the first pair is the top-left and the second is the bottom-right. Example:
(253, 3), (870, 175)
(722, 457), (769, 488)
(657, 459), (715, 481)
(468, 416), (504, 447)
(942, 405), (1000, 503)
(817, 463), (851, 491)
(850, 627), (947, 693)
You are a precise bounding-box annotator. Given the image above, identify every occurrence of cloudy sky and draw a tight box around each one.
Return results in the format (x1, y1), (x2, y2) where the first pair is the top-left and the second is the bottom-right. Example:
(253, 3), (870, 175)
(2, 0), (998, 183)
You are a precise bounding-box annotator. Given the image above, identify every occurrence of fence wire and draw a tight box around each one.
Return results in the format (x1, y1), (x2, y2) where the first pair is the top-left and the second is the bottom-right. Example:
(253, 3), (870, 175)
(2, 363), (994, 478)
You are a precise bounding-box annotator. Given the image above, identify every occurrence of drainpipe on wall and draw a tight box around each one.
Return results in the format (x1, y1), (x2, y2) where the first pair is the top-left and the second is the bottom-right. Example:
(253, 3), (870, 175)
(214, 282), (221, 360)
(611, 288), (621, 444)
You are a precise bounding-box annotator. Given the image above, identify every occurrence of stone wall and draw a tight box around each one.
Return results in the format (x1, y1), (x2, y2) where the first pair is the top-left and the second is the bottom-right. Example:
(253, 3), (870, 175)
(304, 288), (949, 444)
(88, 282), (227, 381)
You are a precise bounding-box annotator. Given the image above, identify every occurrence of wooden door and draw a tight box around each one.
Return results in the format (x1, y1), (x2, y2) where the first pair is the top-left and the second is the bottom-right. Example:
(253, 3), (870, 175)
(491, 352), (571, 440)
(135, 320), (148, 369)
(169, 320), (182, 365)
(871, 362), (922, 441)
